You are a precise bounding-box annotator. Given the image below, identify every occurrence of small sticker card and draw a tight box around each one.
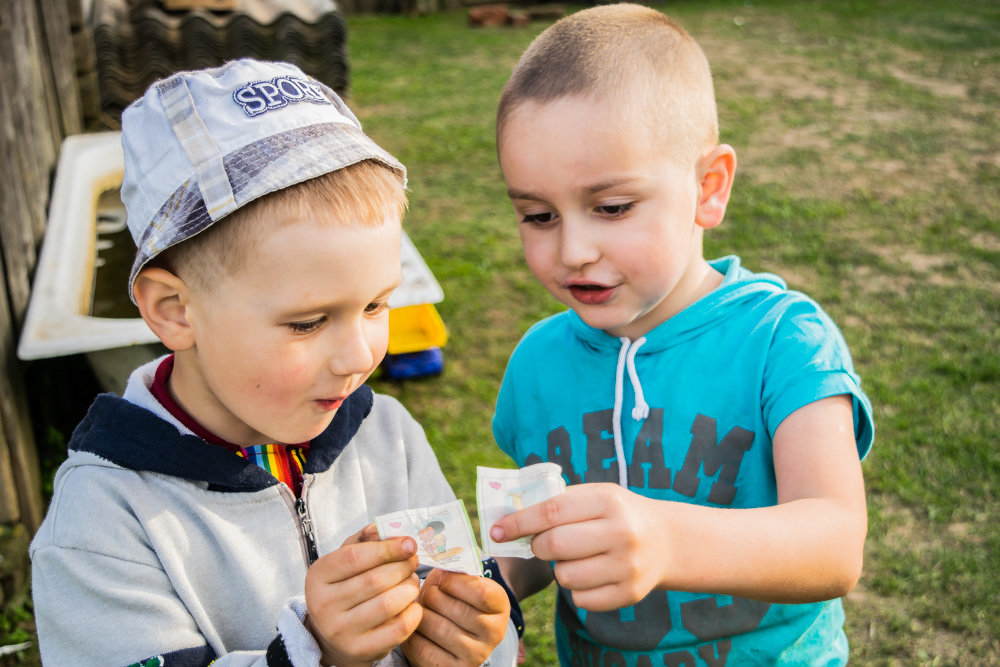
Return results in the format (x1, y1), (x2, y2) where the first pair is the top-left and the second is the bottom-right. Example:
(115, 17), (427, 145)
(477, 462), (566, 558)
(375, 499), (483, 576)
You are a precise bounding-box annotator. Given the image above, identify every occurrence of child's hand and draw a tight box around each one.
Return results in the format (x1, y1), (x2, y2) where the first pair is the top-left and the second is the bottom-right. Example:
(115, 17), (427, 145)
(304, 525), (423, 667)
(490, 483), (665, 612)
(402, 568), (511, 666)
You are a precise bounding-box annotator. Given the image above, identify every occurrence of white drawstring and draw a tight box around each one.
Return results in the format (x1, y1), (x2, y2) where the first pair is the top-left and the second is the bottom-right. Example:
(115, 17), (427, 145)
(612, 336), (649, 488)
(612, 338), (629, 488)
(626, 337), (649, 420)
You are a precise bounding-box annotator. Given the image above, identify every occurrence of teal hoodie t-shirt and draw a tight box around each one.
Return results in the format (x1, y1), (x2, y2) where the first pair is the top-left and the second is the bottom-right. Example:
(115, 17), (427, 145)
(493, 256), (874, 666)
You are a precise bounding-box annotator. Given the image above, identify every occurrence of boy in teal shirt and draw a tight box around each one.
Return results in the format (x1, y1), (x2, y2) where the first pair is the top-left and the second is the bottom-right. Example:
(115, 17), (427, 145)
(488, 4), (874, 664)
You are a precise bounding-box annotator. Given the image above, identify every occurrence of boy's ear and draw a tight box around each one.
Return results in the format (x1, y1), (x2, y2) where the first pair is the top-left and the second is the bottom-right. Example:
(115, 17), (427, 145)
(133, 267), (195, 352)
(694, 144), (737, 230)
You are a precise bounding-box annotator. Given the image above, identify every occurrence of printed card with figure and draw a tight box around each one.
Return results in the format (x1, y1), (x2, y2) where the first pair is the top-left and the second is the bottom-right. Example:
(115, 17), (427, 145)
(375, 499), (483, 575)
(477, 462), (566, 558)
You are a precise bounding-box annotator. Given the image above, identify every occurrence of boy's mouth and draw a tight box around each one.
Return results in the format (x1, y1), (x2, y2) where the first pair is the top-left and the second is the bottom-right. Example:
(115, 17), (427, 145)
(566, 282), (616, 305)
(315, 397), (345, 412)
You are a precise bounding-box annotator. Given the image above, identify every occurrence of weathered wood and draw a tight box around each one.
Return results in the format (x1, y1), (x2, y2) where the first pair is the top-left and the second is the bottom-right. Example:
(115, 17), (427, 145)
(0, 0), (55, 251)
(37, 0), (84, 137)
(66, 0), (86, 29)
(0, 21), (40, 331)
(0, 415), (22, 524)
(29, 1), (65, 164)
(0, 258), (41, 532)
(0, 0), (59, 536)
(0, 379), (44, 534)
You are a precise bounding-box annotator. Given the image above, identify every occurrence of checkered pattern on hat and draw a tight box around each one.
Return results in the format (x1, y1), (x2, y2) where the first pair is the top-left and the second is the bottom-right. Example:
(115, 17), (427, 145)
(157, 76), (237, 220)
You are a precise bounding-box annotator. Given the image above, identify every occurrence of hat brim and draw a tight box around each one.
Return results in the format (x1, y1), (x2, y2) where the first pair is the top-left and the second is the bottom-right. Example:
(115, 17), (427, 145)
(128, 121), (405, 301)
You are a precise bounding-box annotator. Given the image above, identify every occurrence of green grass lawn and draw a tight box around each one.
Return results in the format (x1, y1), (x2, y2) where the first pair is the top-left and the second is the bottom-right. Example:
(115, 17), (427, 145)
(4, 0), (998, 663)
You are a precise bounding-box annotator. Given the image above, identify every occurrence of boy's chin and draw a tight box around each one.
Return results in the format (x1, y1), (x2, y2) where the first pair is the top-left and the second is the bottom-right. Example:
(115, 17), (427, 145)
(258, 415), (337, 446)
(569, 308), (625, 335)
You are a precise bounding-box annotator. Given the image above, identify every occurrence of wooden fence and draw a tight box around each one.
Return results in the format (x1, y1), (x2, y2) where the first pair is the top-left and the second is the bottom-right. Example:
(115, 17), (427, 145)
(0, 0), (82, 605)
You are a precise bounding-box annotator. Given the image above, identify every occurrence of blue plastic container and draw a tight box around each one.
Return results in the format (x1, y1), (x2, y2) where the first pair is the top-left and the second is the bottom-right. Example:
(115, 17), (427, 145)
(381, 347), (444, 380)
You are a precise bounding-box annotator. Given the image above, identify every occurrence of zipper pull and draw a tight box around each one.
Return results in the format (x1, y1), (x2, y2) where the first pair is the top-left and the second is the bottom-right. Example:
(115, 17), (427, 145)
(295, 497), (320, 564)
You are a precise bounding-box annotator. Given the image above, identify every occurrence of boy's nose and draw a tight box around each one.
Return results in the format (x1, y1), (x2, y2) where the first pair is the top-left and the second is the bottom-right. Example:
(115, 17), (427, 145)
(328, 321), (377, 377)
(558, 219), (601, 269)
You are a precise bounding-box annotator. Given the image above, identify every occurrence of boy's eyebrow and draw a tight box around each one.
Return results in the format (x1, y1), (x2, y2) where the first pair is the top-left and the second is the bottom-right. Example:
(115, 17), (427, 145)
(278, 282), (401, 318)
(507, 177), (638, 201)
(582, 177), (638, 194)
(506, 187), (543, 201)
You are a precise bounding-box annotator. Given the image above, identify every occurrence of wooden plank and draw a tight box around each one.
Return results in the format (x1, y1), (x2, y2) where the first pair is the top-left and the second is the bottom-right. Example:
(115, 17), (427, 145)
(37, 0), (84, 137)
(66, 0), (86, 29)
(0, 70), (39, 332)
(0, 247), (41, 531)
(28, 0), (63, 168)
(0, 0), (58, 246)
(0, 338), (43, 533)
(0, 3), (50, 534)
(0, 412), (22, 525)
(0, 1), (47, 325)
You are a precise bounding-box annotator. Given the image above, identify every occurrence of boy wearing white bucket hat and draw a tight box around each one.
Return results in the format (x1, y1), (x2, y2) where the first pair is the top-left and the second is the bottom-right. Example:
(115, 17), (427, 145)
(30, 59), (519, 667)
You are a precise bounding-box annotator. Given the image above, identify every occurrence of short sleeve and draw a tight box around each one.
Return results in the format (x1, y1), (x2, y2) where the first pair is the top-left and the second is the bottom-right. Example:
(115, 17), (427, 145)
(761, 298), (874, 459)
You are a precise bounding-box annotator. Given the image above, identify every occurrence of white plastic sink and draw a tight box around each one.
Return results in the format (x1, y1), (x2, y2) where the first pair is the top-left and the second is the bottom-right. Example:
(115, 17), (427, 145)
(17, 132), (158, 361)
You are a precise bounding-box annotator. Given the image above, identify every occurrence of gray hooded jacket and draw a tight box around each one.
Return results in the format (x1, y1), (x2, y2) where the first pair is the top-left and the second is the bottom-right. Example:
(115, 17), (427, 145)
(30, 359), (518, 666)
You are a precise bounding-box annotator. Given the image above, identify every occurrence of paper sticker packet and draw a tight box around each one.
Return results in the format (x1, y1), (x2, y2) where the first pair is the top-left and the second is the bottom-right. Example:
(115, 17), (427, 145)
(375, 499), (483, 576)
(477, 462), (566, 559)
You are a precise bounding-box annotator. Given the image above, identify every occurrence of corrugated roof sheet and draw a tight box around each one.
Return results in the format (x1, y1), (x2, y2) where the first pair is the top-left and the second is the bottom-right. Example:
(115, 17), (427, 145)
(90, 0), (348, 124)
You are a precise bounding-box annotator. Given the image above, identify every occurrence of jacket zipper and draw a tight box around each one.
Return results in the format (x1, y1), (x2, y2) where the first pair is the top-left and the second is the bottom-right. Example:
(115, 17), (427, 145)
(291, 480), (319, 565)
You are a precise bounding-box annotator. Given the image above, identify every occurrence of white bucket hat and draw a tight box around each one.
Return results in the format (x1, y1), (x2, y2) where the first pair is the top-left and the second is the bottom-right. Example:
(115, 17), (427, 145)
(121, 58), (406, 301)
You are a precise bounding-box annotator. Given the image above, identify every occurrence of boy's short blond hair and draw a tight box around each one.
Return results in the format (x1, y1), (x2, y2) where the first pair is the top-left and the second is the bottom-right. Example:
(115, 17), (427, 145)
(497, 3), (719, 165)
(153, 159), (407, 292)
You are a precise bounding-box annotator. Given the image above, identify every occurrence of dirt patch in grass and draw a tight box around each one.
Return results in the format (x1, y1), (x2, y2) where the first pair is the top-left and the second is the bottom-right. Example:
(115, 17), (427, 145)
(700, 28), (999, 210)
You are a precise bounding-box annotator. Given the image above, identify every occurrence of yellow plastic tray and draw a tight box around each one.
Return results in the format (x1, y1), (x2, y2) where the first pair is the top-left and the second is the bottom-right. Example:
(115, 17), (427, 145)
(388, 304), (448, 354)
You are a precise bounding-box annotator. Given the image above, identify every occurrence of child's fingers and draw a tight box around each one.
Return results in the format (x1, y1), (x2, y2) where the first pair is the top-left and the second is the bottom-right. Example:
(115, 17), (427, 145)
(339, 524), (373, 547)
(414, 575), (510, 664)
(434, 571), (511, 616)
(346, 572), (423, 631)
(489, 495), (573, 543)
(313, 537), (418, 585)
(420, 581), (487, 636)
(338, 558), (421, 612)
(306, 575), (423, 664)
(489, 483), (616, 543)
(551, 553), (625, 593)
(568, 581), (646, 613)
(356, 523), (382, 543)
(307, 559), (419, 618)
(527, 517), (615, 562)
(403, 623), (461, 665)
(410, 605), (476, 661)
(306, 540), (419, 617)
(342, 597), (425, 661)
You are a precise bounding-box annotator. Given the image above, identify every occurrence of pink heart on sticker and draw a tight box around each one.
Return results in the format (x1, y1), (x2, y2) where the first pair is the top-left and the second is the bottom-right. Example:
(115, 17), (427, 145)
(489, 481), (501, 489)
(390, 521), (402, 529)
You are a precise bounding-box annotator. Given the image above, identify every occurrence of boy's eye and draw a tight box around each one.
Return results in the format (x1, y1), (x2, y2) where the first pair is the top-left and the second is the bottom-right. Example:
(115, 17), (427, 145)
(519, 211), (557, 226)
(365, 301), (390, 316)
(596, 202), (635, 217)
(287, 317), (325, 334)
